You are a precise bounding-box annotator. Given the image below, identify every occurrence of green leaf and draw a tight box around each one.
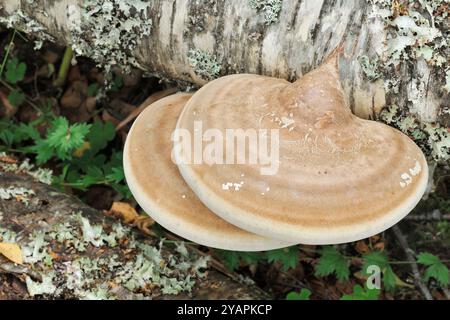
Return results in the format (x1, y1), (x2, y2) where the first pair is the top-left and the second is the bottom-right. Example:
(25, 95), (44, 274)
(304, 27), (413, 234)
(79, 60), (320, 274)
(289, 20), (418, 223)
(110, 183), (131, 199)
(46, 117), (91, 160)
(216, 250), (240, 271)
(87, 83), (100, 97)
(362, 252), (389, 270)
(314, 246), (349, 281)
(383, 266), (397, 292)
(0, 128), (15, 146)
(14, 122), (41, 143)
(7, 89), (25, 107)
(362, 251), (396, 292)
(105, 166), (125, 184)
(5, 58), (26, 84)
(286, 288), (311, 300)
(33, 140), (55, 164)
(86, 120), (115, 154)
(340, 285), (380, 300)
(417, 252), (449, 287)
(266, 246), (299, 271)
(240, 252), (264, 265)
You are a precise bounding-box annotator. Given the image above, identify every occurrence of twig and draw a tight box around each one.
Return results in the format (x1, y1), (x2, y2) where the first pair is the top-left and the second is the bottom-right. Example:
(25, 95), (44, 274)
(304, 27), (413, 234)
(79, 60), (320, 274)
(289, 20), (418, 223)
(0, 79), (42, 113)
(0, 30), (17, 78)
(392, 225), (433, 300)
(115, 87), (178, 131)
(53, 46), (73, 87)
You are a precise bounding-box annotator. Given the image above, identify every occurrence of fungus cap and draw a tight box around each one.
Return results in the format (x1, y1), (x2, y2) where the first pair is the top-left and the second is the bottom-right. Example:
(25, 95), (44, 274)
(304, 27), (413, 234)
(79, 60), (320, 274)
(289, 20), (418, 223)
(123, 93), (293, 251)
(175, 55), (429, 244)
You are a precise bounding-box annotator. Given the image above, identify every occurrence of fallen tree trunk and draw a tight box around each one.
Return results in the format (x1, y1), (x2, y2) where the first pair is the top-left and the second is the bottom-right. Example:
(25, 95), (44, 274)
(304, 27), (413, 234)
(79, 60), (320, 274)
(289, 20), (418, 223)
(0, 0), (448, 126)
(0, 171), (268, 300)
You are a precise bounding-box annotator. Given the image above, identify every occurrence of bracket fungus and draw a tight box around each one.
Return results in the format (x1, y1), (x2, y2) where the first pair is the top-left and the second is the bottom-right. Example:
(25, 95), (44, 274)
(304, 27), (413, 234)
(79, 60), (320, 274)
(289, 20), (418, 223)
(174, 53), (429, 245)
(123, 93), (292, 251)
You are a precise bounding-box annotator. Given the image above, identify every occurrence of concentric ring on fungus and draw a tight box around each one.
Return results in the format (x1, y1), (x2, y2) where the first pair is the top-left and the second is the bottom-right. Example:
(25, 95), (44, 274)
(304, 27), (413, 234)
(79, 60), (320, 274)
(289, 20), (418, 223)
(124, 93), (293, 251)
(175, 53), (429, 244)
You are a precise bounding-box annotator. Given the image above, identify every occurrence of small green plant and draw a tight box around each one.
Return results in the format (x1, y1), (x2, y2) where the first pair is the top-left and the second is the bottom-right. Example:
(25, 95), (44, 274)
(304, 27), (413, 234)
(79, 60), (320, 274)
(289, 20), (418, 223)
(340, 285), (380, 300)
(314, 246), (350, 281)
(0, 115), (129, 198)
(417, 252), (449, 287)
(266, 246), (298, 271)
(1, 57), (27, 108)
(32, 117), (91, 163)
(286, 288), (311, 300)
(216, 246), (299, 271)
(5, 57), (26, 84)
(362, 251), (396, 292)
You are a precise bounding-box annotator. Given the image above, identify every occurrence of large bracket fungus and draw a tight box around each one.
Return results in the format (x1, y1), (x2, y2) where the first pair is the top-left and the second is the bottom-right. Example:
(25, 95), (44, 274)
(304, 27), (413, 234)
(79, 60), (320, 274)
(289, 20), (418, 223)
(123, 93), (291, 251)
(124, 52), (428, 249)
(174, 52), (428, 245)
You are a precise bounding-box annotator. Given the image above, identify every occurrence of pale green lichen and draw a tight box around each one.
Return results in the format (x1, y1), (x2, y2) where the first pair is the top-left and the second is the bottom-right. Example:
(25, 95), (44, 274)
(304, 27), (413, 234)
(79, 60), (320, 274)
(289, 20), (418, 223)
(26, 272), (57, 296)
(0, 154), (53, 185)
(249, 0), (283, 25)
(68, 0), (152, 75)
(187, 49), (221, 80)
(360, 55), (382, 80)
(368, 0), (448, 70)
(380, 105), (450, 162)
(22, 231), (53, 266)
(368, 1), (449, 163)
(0, 186), (35, 205)
(0, 9), (54, 50)
(0, 227), (17, 243)
(8, 210), (210, 299)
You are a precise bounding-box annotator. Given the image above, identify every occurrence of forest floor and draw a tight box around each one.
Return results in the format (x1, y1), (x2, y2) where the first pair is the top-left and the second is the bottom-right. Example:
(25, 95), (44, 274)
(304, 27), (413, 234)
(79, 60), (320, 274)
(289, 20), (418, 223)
(0, 28), (449, 300)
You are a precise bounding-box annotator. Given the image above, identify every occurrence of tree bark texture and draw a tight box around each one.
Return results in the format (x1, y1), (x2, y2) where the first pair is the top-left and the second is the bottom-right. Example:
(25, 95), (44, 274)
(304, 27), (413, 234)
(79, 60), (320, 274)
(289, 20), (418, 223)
(0, 171), (268, 300)
(1, 0), (448, 126)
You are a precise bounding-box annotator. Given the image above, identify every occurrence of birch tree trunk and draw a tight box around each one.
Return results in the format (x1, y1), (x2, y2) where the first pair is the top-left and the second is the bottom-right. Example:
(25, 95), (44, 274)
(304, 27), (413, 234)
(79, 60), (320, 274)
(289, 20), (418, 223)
(0, 0), (448, 125)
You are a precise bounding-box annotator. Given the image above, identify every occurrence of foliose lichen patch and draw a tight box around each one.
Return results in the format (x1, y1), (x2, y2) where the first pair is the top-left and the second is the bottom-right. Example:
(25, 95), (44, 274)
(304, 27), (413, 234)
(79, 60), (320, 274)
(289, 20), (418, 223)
(0, 9), (54, 50)
(0, 153), (53, 185)
(67, 0), (153, 74)
(249, 0), (283, 25)
(366, 0), (449, 162)
(380, 104), (449, 162)
(187, 49), (222, 80)
(0, 186), (35, 205)
(2, 209), (210, 299)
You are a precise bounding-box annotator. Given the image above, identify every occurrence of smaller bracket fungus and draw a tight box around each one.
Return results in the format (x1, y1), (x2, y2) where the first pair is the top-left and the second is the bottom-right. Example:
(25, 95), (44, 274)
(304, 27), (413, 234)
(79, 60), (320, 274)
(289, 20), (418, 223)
(175, 51), (429, 245)
(123, 93), (292, 251)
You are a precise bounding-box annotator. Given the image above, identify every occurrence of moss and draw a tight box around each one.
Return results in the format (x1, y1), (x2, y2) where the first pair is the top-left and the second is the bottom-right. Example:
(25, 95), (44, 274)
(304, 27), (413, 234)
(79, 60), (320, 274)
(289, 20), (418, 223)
(187, 49), (222, 80)
(249, 0), (283, 25)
